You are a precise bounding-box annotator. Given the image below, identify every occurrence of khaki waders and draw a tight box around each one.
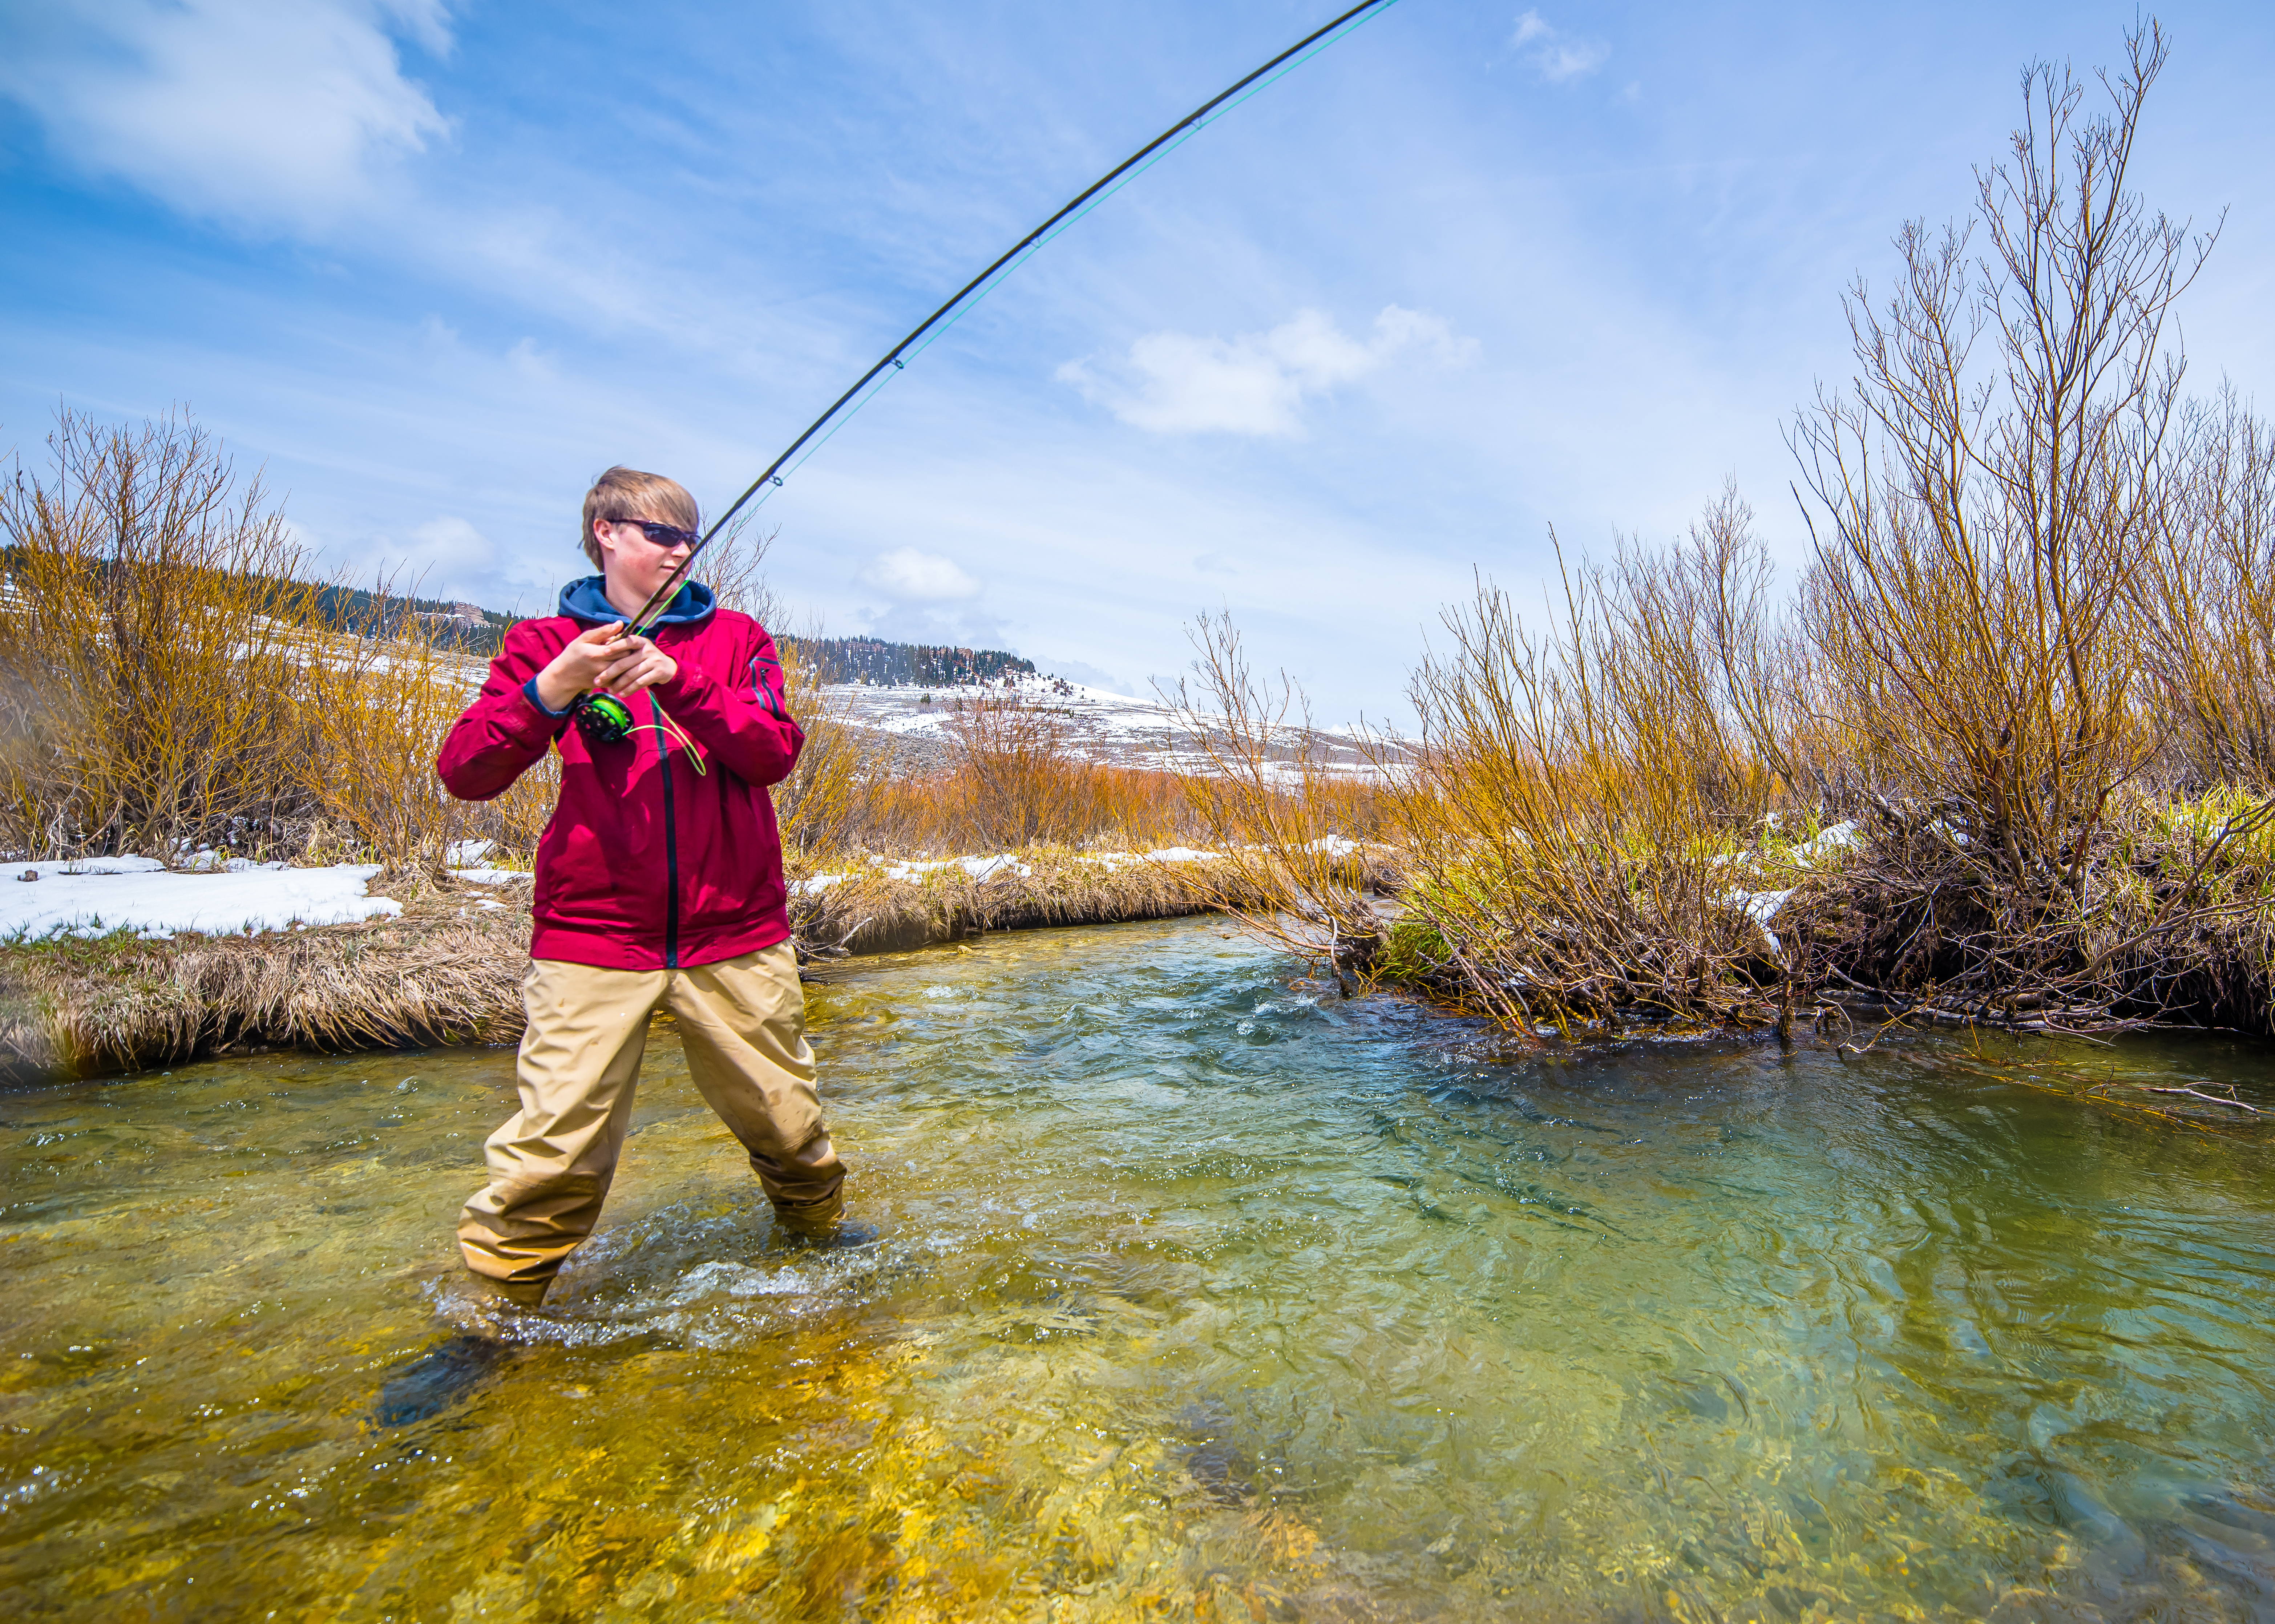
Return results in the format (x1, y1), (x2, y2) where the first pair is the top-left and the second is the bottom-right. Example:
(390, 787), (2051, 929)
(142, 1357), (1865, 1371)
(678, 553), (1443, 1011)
(457, 942), (844, 1304)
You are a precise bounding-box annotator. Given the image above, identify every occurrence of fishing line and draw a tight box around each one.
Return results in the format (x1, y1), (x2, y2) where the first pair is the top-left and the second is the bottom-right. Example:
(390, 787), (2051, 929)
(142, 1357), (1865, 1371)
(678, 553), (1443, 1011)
(574, 690), (709, 772)
(615, 0), (1408, 641)
(768, 0), (1405, 492)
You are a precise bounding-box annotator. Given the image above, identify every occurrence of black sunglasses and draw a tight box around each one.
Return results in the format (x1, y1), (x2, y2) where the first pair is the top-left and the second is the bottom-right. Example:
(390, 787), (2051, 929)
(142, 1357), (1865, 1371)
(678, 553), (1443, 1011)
(610, 518), (700, 549)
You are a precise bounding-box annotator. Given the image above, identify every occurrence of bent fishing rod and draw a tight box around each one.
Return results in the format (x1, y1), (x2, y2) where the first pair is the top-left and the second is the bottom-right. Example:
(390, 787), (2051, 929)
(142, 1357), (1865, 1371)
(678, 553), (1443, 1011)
(616, 0), (1401, 645)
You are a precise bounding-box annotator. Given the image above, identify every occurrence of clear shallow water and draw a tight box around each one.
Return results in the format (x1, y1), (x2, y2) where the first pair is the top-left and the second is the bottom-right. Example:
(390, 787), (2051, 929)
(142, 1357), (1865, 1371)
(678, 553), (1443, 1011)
(3, 916), (2274, 1622)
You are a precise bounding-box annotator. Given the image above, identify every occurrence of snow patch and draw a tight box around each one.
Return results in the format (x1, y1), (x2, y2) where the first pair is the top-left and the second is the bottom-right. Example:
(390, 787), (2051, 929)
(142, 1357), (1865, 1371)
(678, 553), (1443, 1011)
(877, 854), (1034, 883)
(0, 862), (401, 940)
(1720, 887), (1796, 957)
(1790, 821), (1860, 864)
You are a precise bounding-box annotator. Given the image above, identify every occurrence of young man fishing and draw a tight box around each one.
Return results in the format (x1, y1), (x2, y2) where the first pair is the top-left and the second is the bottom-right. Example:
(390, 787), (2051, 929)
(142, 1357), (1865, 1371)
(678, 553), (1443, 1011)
(436, 466), (846, 1308)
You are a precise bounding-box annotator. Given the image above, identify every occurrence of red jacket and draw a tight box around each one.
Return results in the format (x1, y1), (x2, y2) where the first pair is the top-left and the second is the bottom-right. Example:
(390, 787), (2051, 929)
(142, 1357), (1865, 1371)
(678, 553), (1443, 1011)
(435, 579), (804, 970)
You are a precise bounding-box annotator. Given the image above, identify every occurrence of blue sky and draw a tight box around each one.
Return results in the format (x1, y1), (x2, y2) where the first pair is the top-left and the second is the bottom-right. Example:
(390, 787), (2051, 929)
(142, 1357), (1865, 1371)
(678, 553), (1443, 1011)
(2, 0), (2270, 717)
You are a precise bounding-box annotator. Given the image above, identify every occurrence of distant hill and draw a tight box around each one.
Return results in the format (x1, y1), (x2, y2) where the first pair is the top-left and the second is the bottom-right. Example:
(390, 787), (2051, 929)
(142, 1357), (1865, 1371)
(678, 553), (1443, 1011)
(0, 550), (517, 654)
(779, 636), (1035, 688)
(316, 584), (514, 652)
(0, 556), (1037, 678)
(319, 583), (1032, 681)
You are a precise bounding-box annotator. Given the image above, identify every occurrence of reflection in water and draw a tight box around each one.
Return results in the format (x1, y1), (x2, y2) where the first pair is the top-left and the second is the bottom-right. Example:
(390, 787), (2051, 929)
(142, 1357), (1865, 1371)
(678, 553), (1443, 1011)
(3, 916), (2273, 1620)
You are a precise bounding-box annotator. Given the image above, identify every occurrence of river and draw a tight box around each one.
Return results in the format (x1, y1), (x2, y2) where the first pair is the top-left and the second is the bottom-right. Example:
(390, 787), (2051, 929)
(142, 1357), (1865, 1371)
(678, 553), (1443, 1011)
(4, 915), (2273, 1620)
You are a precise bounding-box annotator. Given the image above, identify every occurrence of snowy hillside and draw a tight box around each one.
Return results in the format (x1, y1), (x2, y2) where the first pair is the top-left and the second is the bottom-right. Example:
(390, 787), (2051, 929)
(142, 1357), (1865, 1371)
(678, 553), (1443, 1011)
(822, 673), (1390, 778)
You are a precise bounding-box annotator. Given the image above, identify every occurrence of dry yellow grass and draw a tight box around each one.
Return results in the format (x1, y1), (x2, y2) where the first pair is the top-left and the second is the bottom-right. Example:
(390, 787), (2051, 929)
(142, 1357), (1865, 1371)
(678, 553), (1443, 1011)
(812, 696), (1221, 857)
(787, 846), (1265, 957)
(0, 878), (530, 1081)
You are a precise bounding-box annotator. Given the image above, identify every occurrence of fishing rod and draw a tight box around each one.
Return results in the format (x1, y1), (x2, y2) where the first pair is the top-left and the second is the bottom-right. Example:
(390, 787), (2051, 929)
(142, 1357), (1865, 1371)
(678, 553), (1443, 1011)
(613, 0), (1403, 649)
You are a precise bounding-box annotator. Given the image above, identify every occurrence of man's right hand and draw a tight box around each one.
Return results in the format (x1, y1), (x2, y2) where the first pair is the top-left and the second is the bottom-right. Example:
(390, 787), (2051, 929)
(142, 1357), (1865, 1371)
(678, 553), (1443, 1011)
(532, 622), (632, 713)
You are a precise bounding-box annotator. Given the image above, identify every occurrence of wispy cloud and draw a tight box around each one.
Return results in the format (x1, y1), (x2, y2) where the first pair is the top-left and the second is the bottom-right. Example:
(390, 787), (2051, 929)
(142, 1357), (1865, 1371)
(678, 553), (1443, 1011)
(331, 512), (558, 612)
(0, 1), (842, 353)
(0, 0), (452, 230)
(1511, 9), (1609, 83)
(860, 547), (981, 602)
(1057, 306), (1470, 437)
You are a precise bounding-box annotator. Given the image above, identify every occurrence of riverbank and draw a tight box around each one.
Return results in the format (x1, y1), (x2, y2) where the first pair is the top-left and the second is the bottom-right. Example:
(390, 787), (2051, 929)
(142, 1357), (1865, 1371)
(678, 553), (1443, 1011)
(0, 850), (1254, 1082)
(1350, 791), (2275, 1050)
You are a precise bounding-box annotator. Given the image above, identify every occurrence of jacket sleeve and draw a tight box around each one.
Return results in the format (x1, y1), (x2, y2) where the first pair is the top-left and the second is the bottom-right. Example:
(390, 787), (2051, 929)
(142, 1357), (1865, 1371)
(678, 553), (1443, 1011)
(654, 621), (805, 788)
(436, 622), (570, 801)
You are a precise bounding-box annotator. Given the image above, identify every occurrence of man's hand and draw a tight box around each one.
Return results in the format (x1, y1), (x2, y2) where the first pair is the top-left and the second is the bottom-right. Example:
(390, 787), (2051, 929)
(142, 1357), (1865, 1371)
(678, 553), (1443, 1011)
(595, 633), (678, 697)
(532, 622), (676, 712)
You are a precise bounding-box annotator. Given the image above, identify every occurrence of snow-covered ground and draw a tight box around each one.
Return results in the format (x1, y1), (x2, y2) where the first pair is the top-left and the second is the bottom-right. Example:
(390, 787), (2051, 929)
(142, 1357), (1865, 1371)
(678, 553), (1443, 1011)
(0, 857), (405, 941)
(823, 674), (1392, 779)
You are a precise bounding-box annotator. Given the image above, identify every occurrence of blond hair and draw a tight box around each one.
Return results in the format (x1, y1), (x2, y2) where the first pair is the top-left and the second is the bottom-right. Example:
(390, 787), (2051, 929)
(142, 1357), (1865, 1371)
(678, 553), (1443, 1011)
(579, 466), (699, 570)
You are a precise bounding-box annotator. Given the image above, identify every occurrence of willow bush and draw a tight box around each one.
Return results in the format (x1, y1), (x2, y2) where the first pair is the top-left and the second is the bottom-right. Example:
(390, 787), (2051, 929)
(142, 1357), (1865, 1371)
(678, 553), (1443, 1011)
(0, 408), (326, 861)
(1197, 22), (2275, 1039)
(0, 408), (501, 873)
(1382, 496), (1799, 1030)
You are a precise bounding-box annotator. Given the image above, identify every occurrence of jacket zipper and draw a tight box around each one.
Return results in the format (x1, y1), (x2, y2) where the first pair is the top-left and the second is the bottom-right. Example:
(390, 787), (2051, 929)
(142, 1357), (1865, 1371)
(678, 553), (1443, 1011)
(651, 690), (680, 967)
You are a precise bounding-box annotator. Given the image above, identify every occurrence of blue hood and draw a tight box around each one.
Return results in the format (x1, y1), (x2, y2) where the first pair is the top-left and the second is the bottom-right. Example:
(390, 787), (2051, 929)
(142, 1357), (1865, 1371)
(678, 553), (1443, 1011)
(558, 575), (716, 627)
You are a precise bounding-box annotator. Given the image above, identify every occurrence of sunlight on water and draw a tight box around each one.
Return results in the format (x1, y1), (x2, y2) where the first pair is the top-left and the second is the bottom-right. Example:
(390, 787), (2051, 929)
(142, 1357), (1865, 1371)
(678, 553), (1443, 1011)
(4, 916), (2274, 1620)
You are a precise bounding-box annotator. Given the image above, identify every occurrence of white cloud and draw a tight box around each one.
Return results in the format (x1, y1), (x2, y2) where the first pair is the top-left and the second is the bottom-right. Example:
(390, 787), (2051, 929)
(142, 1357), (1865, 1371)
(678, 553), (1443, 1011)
(331, 512), (565, 613)
(856, 600), (1015, 651)
(1059, 306), (1470, 437)
(506, 338), (557, 381)
(860, 547), (981, 602)
(1510, 9), (1609, 83)
(0, 0), (453, 229)
(401, 514), (493, 573)
(339, 513), (497, 596)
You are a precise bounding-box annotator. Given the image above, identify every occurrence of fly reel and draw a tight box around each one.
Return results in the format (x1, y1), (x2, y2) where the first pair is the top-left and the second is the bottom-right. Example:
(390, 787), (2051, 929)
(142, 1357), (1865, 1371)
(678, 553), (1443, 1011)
(573, 692), (636, 745)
